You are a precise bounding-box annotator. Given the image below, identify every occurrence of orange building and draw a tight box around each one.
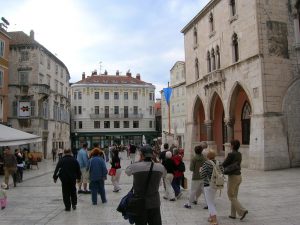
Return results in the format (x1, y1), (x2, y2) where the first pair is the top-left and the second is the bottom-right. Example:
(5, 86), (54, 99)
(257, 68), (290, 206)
(0, 25), (10, 124)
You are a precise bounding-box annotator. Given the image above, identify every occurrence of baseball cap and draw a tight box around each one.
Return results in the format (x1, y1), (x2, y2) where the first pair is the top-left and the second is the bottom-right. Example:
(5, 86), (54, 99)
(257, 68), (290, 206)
(140, 145), (153, 158)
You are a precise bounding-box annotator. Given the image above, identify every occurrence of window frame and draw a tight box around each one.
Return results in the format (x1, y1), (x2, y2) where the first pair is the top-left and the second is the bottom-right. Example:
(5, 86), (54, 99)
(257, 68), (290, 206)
(0, 39), (4, 57)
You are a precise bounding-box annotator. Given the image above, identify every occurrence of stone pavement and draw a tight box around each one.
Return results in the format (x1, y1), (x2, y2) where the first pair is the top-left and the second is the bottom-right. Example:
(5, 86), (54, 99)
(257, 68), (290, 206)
(1, 152), (300, 225)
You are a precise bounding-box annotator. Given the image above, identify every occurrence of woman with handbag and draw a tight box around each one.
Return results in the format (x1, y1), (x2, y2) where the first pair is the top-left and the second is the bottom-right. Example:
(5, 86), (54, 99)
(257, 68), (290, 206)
(110, 149), (122, 192)
(222, 139), (248, 221)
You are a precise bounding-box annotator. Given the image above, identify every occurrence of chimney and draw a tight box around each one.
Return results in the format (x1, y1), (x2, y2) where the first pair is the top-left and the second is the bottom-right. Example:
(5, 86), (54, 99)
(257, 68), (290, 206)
(126, 70), (131, 77)
(136, 73), (141, 80)
(30, 30), (34, 40)
(92, 70), (97, 76)
(116, 70), (119, 76)
(82, 72), (86, 80)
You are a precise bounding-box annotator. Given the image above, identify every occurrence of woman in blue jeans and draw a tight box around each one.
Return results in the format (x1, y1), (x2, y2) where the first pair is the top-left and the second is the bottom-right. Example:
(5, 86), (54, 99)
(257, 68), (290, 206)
(88, 148), (108, 205)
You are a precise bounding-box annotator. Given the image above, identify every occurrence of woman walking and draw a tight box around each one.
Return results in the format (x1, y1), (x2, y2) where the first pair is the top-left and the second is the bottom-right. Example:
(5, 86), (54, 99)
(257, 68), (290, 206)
(200, 149), (223, 225)
(222, 139), (248, 220)
(110, 149), (122, 192)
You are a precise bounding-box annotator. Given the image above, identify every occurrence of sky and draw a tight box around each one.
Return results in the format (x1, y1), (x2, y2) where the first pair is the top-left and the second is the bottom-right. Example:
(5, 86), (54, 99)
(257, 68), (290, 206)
(1, 0), (210, 97)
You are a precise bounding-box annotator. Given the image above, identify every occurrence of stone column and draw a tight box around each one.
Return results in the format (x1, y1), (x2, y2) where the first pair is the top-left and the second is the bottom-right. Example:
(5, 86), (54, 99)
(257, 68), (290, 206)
(225, 117), (234, 142)
(205, 120), (213, 141)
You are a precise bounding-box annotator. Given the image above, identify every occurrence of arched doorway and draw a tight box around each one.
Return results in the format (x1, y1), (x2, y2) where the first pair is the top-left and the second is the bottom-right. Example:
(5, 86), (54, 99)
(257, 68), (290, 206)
(211, 93), (225, 152)
(193, 97), (206, 142)
(283, 79), (300, 167)
(229, 84), (251, 144)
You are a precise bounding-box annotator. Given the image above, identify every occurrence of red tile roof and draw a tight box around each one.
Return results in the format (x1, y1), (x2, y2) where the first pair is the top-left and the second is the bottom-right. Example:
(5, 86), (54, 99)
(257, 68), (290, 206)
(76, 74), (152, 85)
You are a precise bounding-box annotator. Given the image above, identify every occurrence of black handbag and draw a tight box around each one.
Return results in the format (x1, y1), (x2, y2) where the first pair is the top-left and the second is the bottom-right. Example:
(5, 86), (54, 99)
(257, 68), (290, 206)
(126, 162), (154, 216)
(224, 161), (240, 175)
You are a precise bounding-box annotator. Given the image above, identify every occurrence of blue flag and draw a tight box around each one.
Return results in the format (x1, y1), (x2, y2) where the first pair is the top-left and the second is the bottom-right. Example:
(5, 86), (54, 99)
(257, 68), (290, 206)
(163, 87), (172, 106)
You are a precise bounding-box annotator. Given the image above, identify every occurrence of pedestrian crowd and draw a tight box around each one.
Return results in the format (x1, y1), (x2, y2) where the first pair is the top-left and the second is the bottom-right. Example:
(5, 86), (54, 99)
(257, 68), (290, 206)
(1, 140), (248, 225)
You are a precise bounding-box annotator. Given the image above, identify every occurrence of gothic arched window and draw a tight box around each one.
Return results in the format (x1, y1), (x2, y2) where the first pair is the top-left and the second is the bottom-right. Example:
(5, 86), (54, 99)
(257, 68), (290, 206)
(216, 45), (220, 69)
(207, 51), (211, 73)
(211, 48), (216, 71)
(241, 101), (251, 145)
(209, 13), (214, 33)
(232, 33), (239, 62)
(195, 58), (199, 80)
(193, 27), (198, 46)
(230, 0), (236, 16)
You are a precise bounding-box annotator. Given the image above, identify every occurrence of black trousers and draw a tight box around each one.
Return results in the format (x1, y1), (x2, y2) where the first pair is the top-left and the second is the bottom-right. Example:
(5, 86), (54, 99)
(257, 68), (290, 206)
(134, 207), (162, 225)
(61, 180), (77, 209)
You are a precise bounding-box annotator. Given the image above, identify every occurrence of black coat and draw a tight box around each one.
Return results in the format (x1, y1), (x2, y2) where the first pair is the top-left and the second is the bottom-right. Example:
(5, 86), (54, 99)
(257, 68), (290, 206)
(53, 155), (81, 183)
(222, 151), (242, 175)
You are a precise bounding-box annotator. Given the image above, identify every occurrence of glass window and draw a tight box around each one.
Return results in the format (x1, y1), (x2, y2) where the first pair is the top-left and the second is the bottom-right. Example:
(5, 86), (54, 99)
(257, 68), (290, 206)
(230, 0), (236, 16)
(123, 121), (129, 128)
(124, 92), (128, 100)
(207, 51), (211, 73)
(195, 58), (199, 79)
(19, 71), (29, 85)
(104, 92), (109, 100)
(149, 106), (153, 115)
(232, 33), (239, 62)
(114, 92), (119, 100)
(47, 58), (51, 69)
(209, 13), (214, 32)
(105, 106), (109, 118)
(149, 121), (153, 128)
(193, 27), (198, 46)
(241, 101), (251, 145)
(74, 106), (77, 115)
(114, 121), (120, 128)
(78, 91), (82, 100)
(78, 106), (82, 114)
(55, 64), (58, 74)
(124, 106), (128, 118)
(104, 121), (110, 128)
(95, 92), (99, 99)
(95, 106), (99, 114)
(94, 121), (100, 129)
(0, 40), (4, 57)
(114, 106), (119, 114)
(133, 106), (138, 115)
(79, 121), (82, 129)
(74, 92), (77, 100)
(133, 92), (138, 100)
(133, 121), (139, 128)
(0, 69), (3, 87)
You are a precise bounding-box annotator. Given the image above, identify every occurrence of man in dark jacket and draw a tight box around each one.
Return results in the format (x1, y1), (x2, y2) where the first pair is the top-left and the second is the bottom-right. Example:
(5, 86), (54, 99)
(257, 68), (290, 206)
(3, 147), (17, 189)
(125, 145), (166, 225)
(53, 149), (81, 211)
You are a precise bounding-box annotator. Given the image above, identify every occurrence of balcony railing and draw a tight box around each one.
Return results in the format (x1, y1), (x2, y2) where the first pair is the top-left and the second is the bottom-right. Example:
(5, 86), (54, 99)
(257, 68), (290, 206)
(90, 113), (143, 119)
(32, 84), (50, 95)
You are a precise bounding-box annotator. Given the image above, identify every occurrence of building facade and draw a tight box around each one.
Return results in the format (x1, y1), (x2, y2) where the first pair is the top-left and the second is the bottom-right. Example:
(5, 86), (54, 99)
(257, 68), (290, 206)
(70, 71), (157, 149)
(0, 26), (10, 125)
(161, 61), (186, 148)
(8, 30), (71, 158)
(182, 0), (300, 170)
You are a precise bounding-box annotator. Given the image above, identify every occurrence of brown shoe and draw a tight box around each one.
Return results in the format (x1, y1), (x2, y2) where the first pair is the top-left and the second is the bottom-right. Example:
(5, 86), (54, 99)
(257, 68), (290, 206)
(240, 210), (248, 220)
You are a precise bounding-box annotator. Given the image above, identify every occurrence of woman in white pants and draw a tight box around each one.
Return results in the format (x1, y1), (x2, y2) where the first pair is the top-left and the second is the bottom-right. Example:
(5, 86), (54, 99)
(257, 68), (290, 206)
(110, 150), (122, 192)
(184, 145), (206, 208)
(162, 151), (176, 201)
(200, 149), (223, 225)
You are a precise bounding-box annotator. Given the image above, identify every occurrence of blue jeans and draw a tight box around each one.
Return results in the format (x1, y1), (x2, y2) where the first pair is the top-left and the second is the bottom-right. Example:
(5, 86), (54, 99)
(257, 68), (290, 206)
(172, 176), (182, 196)
(90, 179), (107, 204)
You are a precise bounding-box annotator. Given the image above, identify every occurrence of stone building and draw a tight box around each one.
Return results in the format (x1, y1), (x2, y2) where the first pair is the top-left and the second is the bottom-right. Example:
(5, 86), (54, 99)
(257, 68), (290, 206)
(182, 0), (300, 170)
(8, 30), (71, 158)
(0, 26), (10, 125)
(70, 71), (157, 149)
(161, 61), (186, 148)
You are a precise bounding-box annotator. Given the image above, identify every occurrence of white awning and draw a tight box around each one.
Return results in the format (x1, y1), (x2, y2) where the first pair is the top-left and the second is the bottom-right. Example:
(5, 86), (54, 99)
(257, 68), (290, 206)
(0, 124), (42, 146)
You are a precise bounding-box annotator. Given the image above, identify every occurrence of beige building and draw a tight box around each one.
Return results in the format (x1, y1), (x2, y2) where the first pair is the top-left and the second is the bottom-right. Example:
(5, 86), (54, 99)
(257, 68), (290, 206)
(8, 30), (71, 158)
(182, 0), (300, 170)
(70, 71), (157, 149)
(161, 61), (186, 148)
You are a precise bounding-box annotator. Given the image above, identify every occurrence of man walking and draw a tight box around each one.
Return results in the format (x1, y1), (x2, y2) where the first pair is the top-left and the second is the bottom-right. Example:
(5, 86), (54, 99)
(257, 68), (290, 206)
(125, 145), (166, 225)
(77, 143), (90, 194)
(3, 147), (17, 189)
(53, 149), (81, 211)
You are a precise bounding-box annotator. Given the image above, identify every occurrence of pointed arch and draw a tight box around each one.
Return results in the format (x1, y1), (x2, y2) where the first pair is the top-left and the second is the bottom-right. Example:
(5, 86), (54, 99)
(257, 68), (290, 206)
(228, 82), (252, 144)
(209, 92), (226, 152)
(192, 96), (207, 142)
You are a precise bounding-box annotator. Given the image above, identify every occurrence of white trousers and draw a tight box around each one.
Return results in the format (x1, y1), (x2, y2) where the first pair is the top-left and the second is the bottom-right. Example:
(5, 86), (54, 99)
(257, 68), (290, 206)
(111, 168), (122, 191)
(188, 179), (205, 205)
(204, 186), (217, 216)
(164, 173), (175, 199)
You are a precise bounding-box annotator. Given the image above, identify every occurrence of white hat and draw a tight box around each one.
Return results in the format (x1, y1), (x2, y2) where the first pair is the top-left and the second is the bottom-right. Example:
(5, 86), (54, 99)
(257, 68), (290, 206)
(165, 151), (172, 159)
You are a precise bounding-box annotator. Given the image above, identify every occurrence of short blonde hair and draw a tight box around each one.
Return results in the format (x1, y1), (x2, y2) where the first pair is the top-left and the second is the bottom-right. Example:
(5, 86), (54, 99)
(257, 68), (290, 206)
(206, 149), (216, 160)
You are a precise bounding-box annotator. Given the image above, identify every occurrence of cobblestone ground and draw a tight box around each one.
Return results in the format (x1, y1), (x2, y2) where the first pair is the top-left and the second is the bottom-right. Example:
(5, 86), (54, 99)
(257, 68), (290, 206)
(0, 151), (300, 225)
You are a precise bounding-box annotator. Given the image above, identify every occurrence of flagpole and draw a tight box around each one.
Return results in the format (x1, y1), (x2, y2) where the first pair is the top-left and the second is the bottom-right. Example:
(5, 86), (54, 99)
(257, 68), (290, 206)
(168, 82), (170, 134)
